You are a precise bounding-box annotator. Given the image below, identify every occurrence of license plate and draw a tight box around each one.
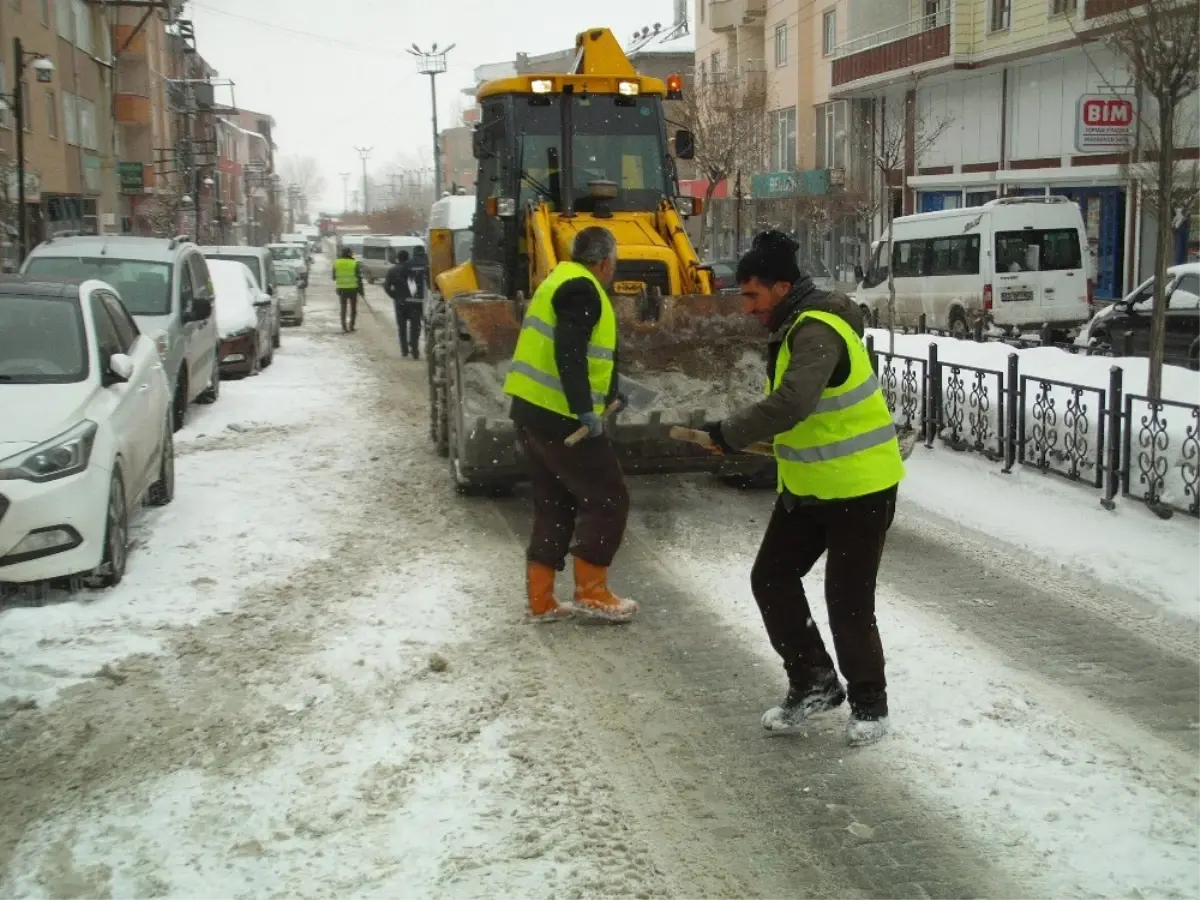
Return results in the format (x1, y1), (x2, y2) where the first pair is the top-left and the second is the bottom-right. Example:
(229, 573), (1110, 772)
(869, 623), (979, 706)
(1002, 290), (1033, 303)
(612, 280), (646, 295)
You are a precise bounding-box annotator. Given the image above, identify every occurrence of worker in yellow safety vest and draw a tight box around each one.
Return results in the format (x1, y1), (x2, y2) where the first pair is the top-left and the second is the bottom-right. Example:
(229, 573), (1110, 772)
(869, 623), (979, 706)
(332, 247), (364, 333)
(701, 230), (905, 748)
(502, 226), (636, 625)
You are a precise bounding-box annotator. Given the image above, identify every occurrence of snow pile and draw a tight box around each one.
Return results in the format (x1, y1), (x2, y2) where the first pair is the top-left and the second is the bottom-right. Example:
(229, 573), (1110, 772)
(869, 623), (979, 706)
(208, 259), (259, 339)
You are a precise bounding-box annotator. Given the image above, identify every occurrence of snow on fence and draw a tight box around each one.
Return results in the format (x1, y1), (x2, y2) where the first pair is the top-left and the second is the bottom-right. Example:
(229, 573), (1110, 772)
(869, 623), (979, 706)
(866, 330), (1200, 519)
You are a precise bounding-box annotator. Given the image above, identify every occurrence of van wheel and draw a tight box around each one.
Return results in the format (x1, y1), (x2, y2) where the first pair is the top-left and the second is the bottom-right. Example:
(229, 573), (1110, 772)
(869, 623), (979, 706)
(196, 363), (220, 405)
(948, 309), (969, 340)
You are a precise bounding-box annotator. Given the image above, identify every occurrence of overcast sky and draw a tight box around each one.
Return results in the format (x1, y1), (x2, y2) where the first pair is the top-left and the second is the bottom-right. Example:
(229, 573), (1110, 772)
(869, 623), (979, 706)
(188, 0), (680, 211)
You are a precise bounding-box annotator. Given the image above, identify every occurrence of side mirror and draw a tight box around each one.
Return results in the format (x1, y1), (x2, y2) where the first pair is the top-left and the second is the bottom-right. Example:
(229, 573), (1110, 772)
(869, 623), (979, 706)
(106, 353), (134, 385)
(674, 129), (695, 161)
(472, 126), (484, 160)
(854, 264), (864, 283)
(189, 296), (213, 322)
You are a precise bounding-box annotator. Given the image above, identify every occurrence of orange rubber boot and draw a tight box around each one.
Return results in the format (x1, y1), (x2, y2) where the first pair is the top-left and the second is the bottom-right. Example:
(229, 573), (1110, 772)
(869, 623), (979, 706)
(572, 558), (638, 623)
(527, 562), (569, 622)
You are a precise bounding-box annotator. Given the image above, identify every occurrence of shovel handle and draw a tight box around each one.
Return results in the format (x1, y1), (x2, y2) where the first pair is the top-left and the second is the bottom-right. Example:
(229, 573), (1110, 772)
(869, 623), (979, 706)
(565, 400), (623, 447)
(668, 426), (774, 457)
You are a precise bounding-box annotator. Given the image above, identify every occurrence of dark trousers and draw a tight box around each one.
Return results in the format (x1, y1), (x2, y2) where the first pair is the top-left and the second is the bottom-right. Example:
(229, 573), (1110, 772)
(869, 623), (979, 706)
(517, 426), (630, 569)
(750, 486), (898, 713)
(394, 300), (423, 357)
(338, 290), (359, 331)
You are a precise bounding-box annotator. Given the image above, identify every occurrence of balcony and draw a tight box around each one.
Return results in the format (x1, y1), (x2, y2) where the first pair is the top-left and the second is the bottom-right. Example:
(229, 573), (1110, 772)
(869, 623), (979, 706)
(831, 10), (952, 88)
(741, 62), (767, 105)
(115, 93), (151, 126)
(709, 0), (765, 32)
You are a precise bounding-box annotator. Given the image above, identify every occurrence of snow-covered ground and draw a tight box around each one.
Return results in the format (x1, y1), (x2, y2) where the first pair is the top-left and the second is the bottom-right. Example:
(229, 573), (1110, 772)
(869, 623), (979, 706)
(0, 277), (1195, 899)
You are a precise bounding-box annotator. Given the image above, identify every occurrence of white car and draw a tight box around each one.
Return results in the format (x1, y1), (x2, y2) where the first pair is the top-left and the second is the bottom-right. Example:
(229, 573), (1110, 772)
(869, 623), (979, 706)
(0, 279), (174, 586)
(272, 264), (305, 325)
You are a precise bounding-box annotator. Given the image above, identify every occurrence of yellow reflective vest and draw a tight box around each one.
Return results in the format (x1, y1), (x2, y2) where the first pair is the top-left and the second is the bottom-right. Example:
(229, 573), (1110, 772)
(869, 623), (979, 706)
(334, 257), (359, 291)
(771, 309), (905, 500)
(503, 261), (617, 419)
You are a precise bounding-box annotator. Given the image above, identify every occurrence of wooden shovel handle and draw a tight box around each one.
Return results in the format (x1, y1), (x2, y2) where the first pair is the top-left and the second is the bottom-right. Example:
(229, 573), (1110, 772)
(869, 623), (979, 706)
(668, 426), (774, 457)
(565, 400), (623, 447)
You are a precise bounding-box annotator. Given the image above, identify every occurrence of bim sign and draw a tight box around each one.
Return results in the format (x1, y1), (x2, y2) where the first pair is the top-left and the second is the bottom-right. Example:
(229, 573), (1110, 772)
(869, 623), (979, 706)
(1075, 95), (1135, 152)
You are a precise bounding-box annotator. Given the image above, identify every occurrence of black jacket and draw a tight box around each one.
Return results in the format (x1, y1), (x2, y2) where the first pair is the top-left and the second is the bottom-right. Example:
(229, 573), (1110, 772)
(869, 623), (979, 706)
(384, 261), (418, 302)
(510, 276), (620, 440)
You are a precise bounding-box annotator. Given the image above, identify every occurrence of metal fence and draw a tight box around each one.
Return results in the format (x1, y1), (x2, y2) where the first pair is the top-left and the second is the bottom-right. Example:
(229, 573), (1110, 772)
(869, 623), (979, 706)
(866, 333), (1200, 519)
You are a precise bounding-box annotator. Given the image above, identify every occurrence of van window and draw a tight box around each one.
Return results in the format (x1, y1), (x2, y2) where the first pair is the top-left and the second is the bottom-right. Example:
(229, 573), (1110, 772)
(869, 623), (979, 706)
(1171, 273), (1200, 309)
(362, 244), (388, 260)
(995, 229), (1082, 272)
(930, 235), (980, 276)
(892, 240), (928, 278)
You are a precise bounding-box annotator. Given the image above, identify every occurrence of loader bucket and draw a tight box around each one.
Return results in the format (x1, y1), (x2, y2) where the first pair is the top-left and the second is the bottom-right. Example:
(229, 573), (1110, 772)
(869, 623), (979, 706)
(439, 291), (773, 489)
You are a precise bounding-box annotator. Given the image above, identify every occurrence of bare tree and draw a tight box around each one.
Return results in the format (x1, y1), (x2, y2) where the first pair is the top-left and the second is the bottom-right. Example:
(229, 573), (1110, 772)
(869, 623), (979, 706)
(671, 69), (770, 252)
(1084, 0), (1199, 400)
(278, 155), (328, 214)
(856, 88), (953, 351)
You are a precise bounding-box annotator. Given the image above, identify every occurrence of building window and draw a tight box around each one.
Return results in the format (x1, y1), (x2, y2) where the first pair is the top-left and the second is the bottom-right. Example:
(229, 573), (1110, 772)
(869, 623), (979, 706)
(990, 0), (1011, 31)
(814, 101), (848, 170)
(710, 51), (721, 78)
(56, 0), (72, 38)
(774, 23), (788, 67)
(1048, 0), (1077, 14)
(769, 106), (797, 172)
(40, 0), (48, 24)
(700, 0), (705, 22)
(46, 89), (56, 138)
(63, 91), (77, 145)
(822, 10), (836, 55)
(698, 60), (706, 86)
(21, 85), (30, 133)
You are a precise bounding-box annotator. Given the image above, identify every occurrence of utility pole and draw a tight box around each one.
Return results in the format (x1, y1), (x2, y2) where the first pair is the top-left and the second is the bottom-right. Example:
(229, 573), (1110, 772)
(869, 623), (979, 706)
(354, 147), (372, 215)
(7, 39), (55, 262)
(407, 43), (454, 200)
(339, 171), (351, 215)
(734, 169), (743, 256)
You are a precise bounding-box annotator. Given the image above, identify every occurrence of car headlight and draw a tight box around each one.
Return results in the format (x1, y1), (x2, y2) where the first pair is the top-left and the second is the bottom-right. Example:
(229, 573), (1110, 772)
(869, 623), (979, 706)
(0, 421), (99, 483)
(152, 330), (169, 360)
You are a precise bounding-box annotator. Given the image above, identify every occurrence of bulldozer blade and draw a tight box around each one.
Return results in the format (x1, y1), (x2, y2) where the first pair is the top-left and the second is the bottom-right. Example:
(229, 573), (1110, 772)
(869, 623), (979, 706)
(615, 374), (659, 411)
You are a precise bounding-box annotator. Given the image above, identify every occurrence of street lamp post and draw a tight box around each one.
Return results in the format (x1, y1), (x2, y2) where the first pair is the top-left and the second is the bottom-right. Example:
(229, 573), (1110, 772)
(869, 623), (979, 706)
(339, 172), (351, 215)
(407, 42), (454, 201)
(354, 147), (372, 214)
(3, 39), (55, 263)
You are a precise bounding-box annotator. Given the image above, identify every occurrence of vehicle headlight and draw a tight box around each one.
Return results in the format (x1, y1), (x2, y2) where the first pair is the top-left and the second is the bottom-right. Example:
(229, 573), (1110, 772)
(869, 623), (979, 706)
(152, 330), (169, 360)
(0, 421), (99, 483)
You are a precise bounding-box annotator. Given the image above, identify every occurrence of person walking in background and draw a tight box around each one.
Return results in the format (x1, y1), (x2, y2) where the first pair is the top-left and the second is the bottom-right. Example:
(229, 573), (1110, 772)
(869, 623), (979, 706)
(333, 246), (364, 333)
(701, 230), (905, 747)
(384, 249), (424, 359)
(502, 226), (636, 624)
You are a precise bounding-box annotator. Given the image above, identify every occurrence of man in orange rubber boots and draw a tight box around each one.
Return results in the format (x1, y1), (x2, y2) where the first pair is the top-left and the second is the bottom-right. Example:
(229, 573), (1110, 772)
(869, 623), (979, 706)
(502, 227), (637, 624)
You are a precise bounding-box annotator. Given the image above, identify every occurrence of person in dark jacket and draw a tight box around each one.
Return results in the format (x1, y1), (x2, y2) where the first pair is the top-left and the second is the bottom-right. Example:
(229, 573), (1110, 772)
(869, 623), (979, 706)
(502, 226), (635, 624)
(702, 231), (905, 747)
(384, 249), (424, 359)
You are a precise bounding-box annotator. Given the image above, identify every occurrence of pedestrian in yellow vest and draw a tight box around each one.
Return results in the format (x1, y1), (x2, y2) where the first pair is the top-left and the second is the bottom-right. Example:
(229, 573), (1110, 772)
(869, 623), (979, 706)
(702, 231), (904, 747)
(332, 247), (364, 333)
(502, 226), (636, 624)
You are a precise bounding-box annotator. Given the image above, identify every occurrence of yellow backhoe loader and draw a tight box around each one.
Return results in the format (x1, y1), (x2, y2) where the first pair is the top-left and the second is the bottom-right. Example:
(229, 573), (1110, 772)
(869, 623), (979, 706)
(425, 27), (770, 492)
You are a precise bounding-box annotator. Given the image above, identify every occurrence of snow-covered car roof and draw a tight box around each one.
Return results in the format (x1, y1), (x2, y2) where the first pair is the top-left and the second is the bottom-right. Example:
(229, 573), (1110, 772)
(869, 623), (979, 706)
(208, 259), (260, 339)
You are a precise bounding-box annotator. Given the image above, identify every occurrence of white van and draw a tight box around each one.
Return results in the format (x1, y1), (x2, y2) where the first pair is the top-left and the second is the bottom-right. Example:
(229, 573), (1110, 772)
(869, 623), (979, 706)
(856, 197), (1092, 338)
(360, 234), (426, 283)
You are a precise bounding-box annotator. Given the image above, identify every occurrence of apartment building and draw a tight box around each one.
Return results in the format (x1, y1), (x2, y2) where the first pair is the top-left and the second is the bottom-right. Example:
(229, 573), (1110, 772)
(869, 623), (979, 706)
(828, 0), (1199, 298)
(0, 0), (123, 255)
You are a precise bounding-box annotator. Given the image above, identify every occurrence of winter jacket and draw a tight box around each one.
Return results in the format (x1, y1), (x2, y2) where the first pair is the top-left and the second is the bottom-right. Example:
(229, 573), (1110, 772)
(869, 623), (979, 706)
(510, 275), (622, 440)
(721, 278), (864, 453)
(384, 261), (416, 302)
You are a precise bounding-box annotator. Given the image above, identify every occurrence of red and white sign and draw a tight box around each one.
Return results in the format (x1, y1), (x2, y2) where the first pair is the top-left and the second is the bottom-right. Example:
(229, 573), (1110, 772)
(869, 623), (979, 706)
(1075, 94), (1135, 153)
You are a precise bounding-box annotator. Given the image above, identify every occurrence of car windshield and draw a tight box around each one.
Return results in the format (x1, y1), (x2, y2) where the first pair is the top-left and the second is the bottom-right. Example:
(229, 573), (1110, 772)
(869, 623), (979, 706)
(0, 294), (88, 383)
(273, 266), (296, 285)
(23, 257), (172, 316)
(517, 95), (670, 213)
(205, 255), (261, 286)
(269, 246), (303, 261)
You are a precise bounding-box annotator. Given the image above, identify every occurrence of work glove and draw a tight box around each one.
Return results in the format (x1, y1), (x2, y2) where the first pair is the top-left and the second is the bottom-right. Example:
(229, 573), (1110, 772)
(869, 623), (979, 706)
(702, 421), (735, 455)
(577, 411), (605, 439)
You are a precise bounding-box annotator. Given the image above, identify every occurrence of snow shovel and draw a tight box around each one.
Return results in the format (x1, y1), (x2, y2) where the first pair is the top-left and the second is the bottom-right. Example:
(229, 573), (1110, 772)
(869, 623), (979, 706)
(564, 375), (660, 447)
(669, 426), (920, 460)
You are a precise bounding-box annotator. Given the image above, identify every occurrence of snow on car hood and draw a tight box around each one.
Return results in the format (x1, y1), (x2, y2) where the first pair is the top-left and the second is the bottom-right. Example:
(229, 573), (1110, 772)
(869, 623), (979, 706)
(0, 382), (94, 446)
(209, 264), (259, 339)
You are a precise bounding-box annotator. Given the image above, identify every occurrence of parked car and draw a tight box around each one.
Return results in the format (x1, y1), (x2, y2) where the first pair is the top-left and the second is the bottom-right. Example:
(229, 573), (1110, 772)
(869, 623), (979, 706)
(210, 260), (277, 377)
(703, 259), (738, 293)
(267, 242), (308, 286)
(0, 279), (174, 586)
(200, 245), (278, 298)
(1077, 262), (1199, 369)
(273, 264), (305, 325)
(856, 196), (1092, 339)
(22, 235), (220, 431)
